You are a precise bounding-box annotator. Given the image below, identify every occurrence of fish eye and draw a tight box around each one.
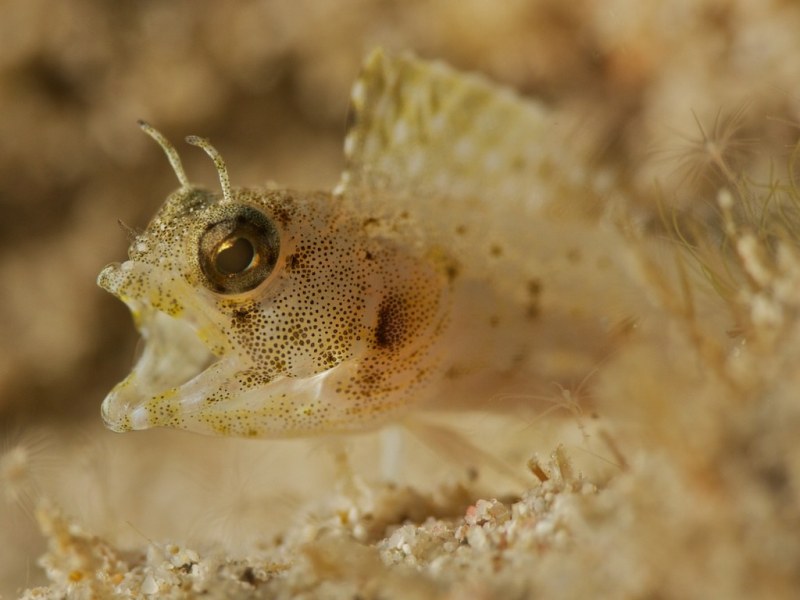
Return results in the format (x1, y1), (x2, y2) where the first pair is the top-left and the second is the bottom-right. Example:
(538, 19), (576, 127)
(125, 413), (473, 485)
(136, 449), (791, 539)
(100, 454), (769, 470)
(198, 207), (280, 294)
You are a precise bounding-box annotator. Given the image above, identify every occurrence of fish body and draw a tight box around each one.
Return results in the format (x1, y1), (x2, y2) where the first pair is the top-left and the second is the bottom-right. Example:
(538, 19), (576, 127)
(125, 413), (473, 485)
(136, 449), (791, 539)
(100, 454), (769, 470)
(99, 50), (642, 438)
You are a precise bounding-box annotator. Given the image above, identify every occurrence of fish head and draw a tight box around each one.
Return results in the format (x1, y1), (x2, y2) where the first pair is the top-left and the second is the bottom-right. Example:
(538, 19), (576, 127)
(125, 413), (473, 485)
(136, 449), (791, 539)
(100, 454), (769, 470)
(99, 128), (381, 436)
(98, 125), (448, 437)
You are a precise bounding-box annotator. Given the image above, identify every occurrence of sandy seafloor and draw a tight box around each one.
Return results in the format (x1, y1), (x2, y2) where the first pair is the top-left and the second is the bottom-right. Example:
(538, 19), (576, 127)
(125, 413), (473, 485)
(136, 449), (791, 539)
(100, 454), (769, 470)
(3, 1), (800, 598)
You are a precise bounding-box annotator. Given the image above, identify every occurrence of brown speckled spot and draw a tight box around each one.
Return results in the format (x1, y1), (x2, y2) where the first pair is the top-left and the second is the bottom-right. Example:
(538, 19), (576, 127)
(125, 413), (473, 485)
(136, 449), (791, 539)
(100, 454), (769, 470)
(374, 294), (407, 350)
(232, 307), (252, 320)
(445, 262), (460, 283)
(285, 253), (300, 271)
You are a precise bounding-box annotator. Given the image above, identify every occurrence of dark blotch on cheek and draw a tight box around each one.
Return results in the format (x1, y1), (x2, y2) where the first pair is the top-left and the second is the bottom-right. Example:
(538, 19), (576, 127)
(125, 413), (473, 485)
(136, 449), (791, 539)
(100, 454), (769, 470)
(374, 294), (408, 351)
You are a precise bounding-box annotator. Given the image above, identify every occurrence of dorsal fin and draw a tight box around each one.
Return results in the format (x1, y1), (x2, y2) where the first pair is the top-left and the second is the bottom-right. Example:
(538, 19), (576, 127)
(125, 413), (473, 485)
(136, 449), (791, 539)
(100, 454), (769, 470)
(337, 49), (584, 221)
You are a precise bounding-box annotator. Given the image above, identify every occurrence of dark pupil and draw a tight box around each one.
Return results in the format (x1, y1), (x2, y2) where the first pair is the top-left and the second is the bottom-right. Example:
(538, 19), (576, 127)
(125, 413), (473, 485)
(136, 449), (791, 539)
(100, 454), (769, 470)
(216, 237), (255, 275)
(199, 208), (280, 294)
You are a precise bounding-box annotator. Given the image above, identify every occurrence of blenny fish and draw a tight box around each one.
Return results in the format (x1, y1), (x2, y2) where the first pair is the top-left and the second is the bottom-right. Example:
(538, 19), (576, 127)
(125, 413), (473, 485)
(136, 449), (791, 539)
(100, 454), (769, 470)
(98, 50), (644, 438)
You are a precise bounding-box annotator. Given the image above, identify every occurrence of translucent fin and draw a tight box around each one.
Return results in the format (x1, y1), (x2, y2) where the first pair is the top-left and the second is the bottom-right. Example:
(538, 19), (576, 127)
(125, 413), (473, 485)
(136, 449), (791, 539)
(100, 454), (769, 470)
(402, 417), (528, 489)
(338, 49), (582, 218)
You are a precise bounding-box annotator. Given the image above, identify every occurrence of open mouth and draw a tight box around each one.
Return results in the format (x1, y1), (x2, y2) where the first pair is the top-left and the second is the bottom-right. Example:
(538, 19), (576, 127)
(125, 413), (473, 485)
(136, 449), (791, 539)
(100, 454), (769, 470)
(98, 261), (220, 432)
(97, 259), (357, 438)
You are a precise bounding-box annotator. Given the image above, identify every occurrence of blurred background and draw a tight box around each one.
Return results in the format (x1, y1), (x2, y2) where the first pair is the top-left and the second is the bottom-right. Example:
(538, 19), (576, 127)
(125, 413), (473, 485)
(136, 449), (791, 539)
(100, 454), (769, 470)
(2, 0), (800, 595)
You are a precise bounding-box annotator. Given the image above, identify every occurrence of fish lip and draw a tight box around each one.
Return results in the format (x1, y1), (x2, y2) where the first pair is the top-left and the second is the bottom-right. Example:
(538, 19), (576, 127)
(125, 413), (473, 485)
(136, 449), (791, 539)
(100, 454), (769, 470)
(98, 261), (224, 432)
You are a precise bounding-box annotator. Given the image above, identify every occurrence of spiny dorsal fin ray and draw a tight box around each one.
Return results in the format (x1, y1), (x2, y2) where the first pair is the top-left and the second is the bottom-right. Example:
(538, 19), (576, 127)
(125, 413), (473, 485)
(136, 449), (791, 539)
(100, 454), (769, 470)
(338, 49), (593, 221)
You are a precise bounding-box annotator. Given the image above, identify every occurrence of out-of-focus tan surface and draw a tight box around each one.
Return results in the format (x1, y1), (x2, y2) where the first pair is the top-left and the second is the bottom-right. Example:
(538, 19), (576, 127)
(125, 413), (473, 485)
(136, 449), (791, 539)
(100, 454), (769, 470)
(3, 1), (800, 598)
